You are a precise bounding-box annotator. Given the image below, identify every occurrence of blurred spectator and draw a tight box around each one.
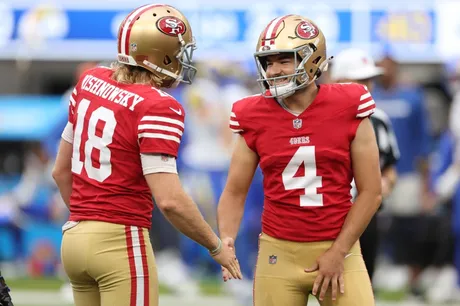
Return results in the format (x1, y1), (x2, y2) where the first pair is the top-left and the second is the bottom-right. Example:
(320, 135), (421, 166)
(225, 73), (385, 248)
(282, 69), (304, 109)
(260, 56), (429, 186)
(372, 55), (434, 294)
(0, 142), (55, 263)
(429, 129), (460, 303)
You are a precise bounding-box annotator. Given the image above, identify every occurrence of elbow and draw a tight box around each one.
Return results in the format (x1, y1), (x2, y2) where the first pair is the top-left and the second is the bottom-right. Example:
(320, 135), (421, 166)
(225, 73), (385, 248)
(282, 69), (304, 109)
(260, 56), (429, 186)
(52, 166), (72, 186)
(52, 167), (65, 184)
(375, 193), (383, 210)
(156, 197), (181, 215)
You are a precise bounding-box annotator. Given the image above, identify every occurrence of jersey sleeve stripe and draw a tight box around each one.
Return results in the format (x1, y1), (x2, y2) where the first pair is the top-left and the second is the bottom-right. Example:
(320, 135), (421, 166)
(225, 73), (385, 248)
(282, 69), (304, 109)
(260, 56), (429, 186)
(73, 88), (77, 95)
(357, 109), (375, 118)
(70, 96), (76, 106)
(138, 133), (180, 143)
(230, 112), (237, 118)
(360, 92), (371, 101)
(140, 116), (184, 128)
(230, 128), (244, 133)
(358, 100), (375, 110)
(229, 119), (240, 126)
(138, 124), (183, 136)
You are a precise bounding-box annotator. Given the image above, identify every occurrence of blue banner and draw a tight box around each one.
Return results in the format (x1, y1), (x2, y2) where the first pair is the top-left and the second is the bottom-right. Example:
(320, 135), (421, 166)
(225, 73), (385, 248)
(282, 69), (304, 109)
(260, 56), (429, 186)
(0, 97), (67, 140)
(7, 9), (352, 43)
(0, 2), (446, 62)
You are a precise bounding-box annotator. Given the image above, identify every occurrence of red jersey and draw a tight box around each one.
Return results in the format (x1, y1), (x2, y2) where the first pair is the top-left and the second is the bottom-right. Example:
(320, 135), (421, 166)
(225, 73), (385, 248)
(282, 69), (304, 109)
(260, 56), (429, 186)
(229, 83), (375, 242)
(67, 67), (185, 229)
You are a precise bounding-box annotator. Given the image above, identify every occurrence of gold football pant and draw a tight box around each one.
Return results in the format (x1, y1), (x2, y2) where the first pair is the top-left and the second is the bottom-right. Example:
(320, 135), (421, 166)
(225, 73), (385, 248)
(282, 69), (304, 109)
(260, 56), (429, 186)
(253, 232), (375, 306)
(61, 221), (158, 306)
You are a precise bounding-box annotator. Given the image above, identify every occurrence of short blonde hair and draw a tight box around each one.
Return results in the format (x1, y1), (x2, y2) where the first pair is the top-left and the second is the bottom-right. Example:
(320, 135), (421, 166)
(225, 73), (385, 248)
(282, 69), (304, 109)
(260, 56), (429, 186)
(111, 62), (162, 87)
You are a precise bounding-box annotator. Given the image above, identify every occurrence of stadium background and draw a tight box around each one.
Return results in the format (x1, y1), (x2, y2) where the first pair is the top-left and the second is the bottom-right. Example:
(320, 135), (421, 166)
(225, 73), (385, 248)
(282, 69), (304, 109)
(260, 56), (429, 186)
(0, 0), (459, 305)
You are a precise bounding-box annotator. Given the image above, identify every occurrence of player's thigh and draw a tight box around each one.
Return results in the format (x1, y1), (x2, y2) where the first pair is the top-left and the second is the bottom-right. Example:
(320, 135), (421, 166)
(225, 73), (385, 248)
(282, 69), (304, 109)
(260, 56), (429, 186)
(319, 270), (374, 306)
(93, 225), (159, 306)
(72, 280), (101, 306)
(254, 276), (309, 306)
(319, 245), (374, 306)
(253, 233), (308, 306)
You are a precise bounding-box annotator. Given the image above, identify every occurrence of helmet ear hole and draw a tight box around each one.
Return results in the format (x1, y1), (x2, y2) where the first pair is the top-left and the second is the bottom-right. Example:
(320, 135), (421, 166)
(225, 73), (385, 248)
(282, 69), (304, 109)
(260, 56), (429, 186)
(315, 68), (322, 78)
(163, 56), (172, 65)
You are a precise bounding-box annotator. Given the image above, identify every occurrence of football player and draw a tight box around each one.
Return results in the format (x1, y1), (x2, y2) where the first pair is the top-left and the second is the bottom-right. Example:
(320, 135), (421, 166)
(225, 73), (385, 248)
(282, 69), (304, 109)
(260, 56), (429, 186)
(0, 274), (13, 306)
(52, 4), (241, 306)
(330, 48), (400, 280)
(217, 15), (382, 306)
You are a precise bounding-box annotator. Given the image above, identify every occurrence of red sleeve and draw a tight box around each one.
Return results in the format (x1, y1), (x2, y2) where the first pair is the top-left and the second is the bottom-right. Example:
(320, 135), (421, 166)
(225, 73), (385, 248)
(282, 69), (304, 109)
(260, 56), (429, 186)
(229, 99), (257, 152)
(229, 103), (244, 134)
(349, 83), (376, 140)
(137, 98), (185, 157)
(68, 86), (77, 124)
(355, 84), (376, 119)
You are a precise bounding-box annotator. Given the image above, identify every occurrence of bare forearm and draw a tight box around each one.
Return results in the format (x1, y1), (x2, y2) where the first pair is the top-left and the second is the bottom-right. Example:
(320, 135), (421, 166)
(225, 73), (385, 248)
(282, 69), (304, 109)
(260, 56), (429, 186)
(332, 191), (382, 255)
(217, 189), (246, 240)
(160, 193), (219, 251)
(54, 174), (72, 209)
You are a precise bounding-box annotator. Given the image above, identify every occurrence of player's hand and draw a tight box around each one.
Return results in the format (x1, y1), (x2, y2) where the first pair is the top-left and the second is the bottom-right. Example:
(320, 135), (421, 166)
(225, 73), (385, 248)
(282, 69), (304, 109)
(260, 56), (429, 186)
(221, 237), (238, 282)
(305, 247), (345, 301)
(221, 266), (233, 282)
(211, 237), (243, 280)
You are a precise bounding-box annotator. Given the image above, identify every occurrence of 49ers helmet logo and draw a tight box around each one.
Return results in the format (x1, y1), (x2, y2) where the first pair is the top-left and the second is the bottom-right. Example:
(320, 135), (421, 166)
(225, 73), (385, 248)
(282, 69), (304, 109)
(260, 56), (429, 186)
(295, 20), (319, 39)
(156, 16), (186, 36)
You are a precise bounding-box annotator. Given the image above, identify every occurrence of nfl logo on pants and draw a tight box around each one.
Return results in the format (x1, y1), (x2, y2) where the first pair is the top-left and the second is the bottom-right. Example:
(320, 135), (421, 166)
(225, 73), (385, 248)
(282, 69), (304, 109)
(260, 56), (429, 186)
(269, 255), (277, 264)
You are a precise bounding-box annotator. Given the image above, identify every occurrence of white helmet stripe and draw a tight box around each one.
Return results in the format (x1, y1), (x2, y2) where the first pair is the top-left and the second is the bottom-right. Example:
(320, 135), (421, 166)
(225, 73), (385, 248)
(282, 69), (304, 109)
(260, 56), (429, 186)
(120, 4), (165, 55)
(263, 16), (283, 45)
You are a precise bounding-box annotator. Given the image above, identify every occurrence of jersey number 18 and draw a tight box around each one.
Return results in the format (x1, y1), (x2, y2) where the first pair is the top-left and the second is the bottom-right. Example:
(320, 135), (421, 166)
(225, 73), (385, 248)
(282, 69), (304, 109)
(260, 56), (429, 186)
(71, 98), (116, 182)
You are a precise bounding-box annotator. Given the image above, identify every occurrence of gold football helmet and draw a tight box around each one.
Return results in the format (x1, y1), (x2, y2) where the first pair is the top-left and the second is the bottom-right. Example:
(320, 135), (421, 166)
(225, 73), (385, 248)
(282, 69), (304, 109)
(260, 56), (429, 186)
(117, 4), (197, 88)
(254, 15), (330, 98)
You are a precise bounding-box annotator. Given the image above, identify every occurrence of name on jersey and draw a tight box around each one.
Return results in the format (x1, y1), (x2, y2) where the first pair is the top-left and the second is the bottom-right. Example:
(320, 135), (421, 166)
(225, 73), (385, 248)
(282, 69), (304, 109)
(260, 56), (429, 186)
(80, 75), (145, 111)
(290, 136), (310, 145)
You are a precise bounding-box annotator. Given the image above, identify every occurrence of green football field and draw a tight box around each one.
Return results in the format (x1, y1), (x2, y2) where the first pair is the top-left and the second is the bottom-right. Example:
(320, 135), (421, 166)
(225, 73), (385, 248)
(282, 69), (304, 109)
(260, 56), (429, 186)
(9, 277), (436, 306)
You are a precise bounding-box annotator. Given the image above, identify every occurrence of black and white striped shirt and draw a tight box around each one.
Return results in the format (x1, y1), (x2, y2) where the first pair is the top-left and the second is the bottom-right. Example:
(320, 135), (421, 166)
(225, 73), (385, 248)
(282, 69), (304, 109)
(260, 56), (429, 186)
(370, 108), (400, 171)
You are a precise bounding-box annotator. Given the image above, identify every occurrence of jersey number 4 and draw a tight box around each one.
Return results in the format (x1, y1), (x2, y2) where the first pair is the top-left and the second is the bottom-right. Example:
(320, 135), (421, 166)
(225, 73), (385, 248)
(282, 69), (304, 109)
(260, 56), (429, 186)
(282, 146), (323, 207)
(72, 98), (116, 182)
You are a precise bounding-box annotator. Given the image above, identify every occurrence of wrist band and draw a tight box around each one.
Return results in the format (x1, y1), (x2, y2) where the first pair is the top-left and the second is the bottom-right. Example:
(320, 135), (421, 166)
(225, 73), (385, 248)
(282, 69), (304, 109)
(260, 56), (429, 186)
(209, 238), (222, 256)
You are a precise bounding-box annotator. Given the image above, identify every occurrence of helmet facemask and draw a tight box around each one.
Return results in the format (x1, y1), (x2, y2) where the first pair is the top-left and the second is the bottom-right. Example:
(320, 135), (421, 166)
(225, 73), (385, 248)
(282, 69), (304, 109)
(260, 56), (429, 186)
(175, 33), (197, 86)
